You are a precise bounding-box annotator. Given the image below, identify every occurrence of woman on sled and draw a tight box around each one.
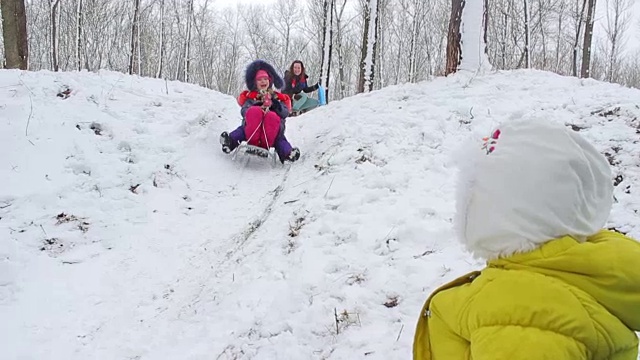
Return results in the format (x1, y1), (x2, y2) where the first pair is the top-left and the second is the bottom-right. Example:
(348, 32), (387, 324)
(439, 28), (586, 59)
(283, 60), (320, 116)
(220, 59), (300, 163)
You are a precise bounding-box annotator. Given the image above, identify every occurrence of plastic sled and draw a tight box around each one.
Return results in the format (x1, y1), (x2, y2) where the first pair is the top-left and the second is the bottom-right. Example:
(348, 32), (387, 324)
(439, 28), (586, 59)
(290, 91), (322, 117)
(231, 141), (279, 166)
(318, 84), (327, 106)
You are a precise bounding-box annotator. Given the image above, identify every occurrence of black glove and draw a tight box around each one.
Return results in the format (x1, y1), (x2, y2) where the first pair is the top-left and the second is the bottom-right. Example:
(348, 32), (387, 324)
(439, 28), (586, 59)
(293, 94), (302, 100)
(312, 83), (320, 91)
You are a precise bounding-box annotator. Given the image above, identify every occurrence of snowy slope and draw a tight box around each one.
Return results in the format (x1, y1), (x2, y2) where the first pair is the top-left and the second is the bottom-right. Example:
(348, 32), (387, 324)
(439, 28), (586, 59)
(2, 68), (639, 359)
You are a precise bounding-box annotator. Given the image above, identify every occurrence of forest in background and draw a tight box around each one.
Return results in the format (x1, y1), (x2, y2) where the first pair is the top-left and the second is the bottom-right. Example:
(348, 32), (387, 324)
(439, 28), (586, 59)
(1, 0), (638, 101)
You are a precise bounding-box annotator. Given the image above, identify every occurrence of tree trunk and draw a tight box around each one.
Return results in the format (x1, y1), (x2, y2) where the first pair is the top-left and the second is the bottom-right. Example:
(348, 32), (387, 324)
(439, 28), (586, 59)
(137, 9), (141, 75)
(572, 0), (587, 77)
(129, 0), (140, 75)
(524, 0), (531, 68)
(76, 0), (83, 71)
(1, 0), (29, 69)
(555, 1), (564, 72)
(319, 0), (334, 103)
(357, 0), (379, 93)
(580, 0), (596, 78)
(184, 0), (194, 82)
(156, 0), (165, 78)
(334, 0), (347, 99)
(408, 0), (420, 82)
(445, 0), (464, 75)
(50, 0), (61, 71)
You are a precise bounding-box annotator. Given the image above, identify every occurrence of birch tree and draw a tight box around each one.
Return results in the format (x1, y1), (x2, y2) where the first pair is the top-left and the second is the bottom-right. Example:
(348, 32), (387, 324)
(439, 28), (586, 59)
(319, 0), (334, 101)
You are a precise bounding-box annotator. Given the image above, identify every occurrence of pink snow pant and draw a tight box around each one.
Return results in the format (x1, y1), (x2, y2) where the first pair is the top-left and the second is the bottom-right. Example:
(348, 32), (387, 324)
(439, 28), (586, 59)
(244, 106), (281, 150)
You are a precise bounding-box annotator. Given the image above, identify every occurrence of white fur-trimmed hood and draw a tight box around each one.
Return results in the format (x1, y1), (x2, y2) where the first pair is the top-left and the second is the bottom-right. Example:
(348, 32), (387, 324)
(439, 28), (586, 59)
(453, 119), (614, 261)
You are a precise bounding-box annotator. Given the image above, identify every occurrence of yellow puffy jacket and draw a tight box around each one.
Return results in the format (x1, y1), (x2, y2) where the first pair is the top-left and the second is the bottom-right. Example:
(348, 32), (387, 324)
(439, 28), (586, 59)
(413, 230), (640, 359)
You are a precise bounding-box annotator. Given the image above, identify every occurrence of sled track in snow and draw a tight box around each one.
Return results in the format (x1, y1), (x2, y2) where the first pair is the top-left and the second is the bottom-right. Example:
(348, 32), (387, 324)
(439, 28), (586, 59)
(223, 169), (289, 261)
(176, 164), (293, 316)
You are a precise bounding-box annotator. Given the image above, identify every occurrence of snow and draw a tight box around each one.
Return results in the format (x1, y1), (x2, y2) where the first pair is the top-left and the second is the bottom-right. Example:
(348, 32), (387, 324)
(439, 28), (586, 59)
(2, 68), (640, 359)
(459, 0), (492, 74)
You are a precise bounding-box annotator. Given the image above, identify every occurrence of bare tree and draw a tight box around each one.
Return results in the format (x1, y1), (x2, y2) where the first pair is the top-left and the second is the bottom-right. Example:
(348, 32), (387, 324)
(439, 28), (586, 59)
(75, 0), (83, 71)
(319, 0), (334, 101)
(524, 0), (530, 68)
(1, 0), (28, 69)
(357, 0), (379, 93)
(156, 0), (165, 78)
(184, 0), (193, 82)
(580, 0), (596, 78)
(554, 0), (566, 72)
(129, 0), (140, 75)
(571, 0), (587, 77)
(273, 0), (299, 71)
(49, 0), (61, 71)
(406, 0), (426, 82)
(602, 0), (631, 82)
(332, 0), (349, 99)
(446, 0), (464, 75)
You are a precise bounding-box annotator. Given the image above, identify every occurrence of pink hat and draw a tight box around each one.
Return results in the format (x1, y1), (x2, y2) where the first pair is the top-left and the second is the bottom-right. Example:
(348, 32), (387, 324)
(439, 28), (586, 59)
(255, 69), (271, 81)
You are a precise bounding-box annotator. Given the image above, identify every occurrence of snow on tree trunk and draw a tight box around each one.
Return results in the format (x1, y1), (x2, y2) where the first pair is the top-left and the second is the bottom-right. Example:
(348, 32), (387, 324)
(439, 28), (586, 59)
(76, 0), (83, 71)
(408, 0), (421, 82)
(358, 0), (378, 93)
(524, 0), (531, 68)
(446, 0), (464, 75)
(184, 0), (194, 82)
(137, 10), (141, 75)
(334, 0), (348, 99)
(156, 0), (165, 79)
(319, 0), (334, 102)
(128, 0), (140, 75)
(457, 0), (491, 73)
(580, 0), (596, 78)
(572, 0), (587, 77)
(50, 0), (60, 72)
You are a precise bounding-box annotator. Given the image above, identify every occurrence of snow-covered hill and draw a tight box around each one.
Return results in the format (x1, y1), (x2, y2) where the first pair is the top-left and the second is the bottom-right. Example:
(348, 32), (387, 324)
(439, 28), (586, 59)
(1, 68), (639, 359)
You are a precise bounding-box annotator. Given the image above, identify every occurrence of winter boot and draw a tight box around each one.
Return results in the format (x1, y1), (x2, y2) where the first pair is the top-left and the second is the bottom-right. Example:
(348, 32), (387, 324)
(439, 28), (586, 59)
(220, 132), (232, 154)
(287, 147), (300, 162)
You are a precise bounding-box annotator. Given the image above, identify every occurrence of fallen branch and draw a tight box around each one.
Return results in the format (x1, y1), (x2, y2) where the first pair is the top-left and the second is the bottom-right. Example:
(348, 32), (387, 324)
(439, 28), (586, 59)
(18, 77), (34, 136)
(324, 176), (336, 198)
(396, 324), (404, 342)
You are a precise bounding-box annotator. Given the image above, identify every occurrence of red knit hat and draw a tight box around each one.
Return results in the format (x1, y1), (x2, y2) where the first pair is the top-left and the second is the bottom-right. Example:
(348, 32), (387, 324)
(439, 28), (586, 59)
(255, 69), (271, 81)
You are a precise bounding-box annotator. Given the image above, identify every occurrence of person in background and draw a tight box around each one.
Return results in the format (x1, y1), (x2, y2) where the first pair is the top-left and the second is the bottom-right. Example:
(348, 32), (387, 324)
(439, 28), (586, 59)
(282, 60), (320, 115)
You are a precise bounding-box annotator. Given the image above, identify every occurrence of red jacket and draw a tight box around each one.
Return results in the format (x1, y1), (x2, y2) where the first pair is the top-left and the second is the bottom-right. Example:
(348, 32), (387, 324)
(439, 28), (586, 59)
(237, 90), (292, 111)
